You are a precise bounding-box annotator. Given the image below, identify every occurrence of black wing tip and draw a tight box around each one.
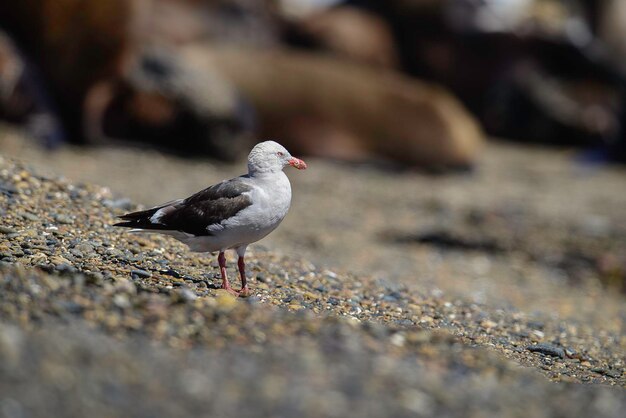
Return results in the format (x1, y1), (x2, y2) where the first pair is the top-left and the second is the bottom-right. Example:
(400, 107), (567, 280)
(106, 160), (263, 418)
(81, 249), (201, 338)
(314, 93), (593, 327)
(113, 219), (175, 232)
(117, 210), (150, 220)
(113, 221), (136, 228)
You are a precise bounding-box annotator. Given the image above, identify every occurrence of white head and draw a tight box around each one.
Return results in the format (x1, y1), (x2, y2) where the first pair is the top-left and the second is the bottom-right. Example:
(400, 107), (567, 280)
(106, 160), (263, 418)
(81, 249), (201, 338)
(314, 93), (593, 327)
(247, 140), (307, 175)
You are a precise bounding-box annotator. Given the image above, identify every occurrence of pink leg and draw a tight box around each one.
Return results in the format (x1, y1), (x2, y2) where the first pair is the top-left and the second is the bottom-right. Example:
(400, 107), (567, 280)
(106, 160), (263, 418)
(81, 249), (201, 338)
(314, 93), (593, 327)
(218, 252), (238, 296)
(238, 256), (250, 297)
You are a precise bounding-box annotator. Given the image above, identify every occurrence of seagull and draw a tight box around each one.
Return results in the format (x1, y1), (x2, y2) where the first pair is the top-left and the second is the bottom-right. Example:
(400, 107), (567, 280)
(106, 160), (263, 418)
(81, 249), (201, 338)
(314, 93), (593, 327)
(114, 140), (307, 296)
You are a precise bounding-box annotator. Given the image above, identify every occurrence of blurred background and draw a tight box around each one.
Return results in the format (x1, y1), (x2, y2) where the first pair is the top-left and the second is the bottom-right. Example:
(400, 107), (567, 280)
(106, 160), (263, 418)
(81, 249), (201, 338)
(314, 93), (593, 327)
(1, 0), (626, 164)
(0, 0), (625, 313)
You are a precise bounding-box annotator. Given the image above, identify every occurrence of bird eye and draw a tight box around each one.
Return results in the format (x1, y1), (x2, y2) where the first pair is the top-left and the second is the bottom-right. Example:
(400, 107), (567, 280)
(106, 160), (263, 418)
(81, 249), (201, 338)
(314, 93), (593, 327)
(277, 152), (284, 157)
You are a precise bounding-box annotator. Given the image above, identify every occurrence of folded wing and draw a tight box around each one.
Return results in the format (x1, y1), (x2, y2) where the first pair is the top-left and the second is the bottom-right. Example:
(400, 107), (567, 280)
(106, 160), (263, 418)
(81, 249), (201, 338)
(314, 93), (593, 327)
(114, 178), (253, 236)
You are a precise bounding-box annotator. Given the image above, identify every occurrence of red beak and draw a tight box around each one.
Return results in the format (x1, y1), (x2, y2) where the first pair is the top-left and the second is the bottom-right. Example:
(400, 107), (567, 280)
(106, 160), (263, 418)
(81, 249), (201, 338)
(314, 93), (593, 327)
(288, 157), (307, 170)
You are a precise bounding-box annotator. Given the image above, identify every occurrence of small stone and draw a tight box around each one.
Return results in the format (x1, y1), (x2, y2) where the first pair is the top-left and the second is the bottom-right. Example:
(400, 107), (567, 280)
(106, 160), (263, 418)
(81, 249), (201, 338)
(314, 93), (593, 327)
(527, 343), (565, 359)
(49, 255), (72, 266)
(591, 368), (622, 378)
(11, 248), (24, 257)
(527, 321), (545, 330)
(390, 333), (406, 347)
(304, 291), (320, 300)
(131, 269), (152, 278)
(105, 248), (123, 257)
(22, 229), (38, 238)
(20, 212), (40, 222)
(215, 290), (238, 310)
(557, 375), (578, 383)
(74, 243), (95, 254)
(69, 249), (84, 258)
(54, 214), (73, 224)
(55, 263), (77, 274)
(0, 182), (18, 195)
(564, 347), (578, 358)
(480, 320), (497, 329)
(312, 280), (327, 292)
(113, 277), (137, 294)
(113, 294), (131, 309)
(173, 287), (198, 303)
(86, 272), (105, 286)
(531, 330), (545, 340)
(0, 226), (16, 234)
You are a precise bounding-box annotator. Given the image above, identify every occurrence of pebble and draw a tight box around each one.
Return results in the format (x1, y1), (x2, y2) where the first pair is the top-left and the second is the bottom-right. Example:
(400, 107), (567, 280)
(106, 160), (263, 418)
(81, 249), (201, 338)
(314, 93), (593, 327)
(173, 287), (198, 303)
(69, 249), (84, 258)
(0, 226), (16, 234)
(20, 212), (39, 222)
(74, 243), (95, 254)
(0, 181), (18, 195)
(591, 368), (622, 379)
(531, 330), (545, 340)
(50, 256), (72, 266)
(480, 320), (498, 329)
(214, 290), (238, 310)
(54, 214), (73, 225)
(113, 294), (132, 309)
(131, 269), (152, 278)
(527, 343), (565, 359)
(564, 347), (578, 359)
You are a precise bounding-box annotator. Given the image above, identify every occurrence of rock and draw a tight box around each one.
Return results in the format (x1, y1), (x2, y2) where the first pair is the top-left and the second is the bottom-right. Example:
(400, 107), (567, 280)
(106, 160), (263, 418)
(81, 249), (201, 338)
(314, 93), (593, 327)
(113, 294), (131, 309)
(112, 277), (137, 294)
(131, 269), (152, 278)
(591, 368), (623, 378)
(480, 320), (498, 329)
(49, 255), (72, 266)
(69, 249), (84, 258)
(527, 343), (565, 359)
(0, 226), (16, 234)
(564, 347), (578, 359)
(74, 243), (95, 254)
(390, 332), (406, 347)
(531, 330), (545, 340)
(215, 290), (238, 311)
(312, 280), (327, 293)
(0, 181), (18, 195)
(20, 212), (39, 222)
(172, 287), (198, 303)
(53, 214), (73, 225)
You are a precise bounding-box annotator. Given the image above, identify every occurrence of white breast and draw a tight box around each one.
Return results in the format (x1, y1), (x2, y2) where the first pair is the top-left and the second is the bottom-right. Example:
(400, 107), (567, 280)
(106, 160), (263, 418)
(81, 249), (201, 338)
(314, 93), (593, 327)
(182, 171), (292, 252)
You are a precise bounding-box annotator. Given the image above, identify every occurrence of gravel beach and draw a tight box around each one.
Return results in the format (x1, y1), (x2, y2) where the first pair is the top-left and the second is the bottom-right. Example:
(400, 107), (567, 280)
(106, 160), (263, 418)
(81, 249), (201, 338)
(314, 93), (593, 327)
(1, 126), (625, 416)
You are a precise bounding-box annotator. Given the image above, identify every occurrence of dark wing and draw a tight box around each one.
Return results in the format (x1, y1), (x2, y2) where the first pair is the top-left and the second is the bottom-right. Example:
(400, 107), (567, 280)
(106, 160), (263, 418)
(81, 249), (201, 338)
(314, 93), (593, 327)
(114, 177), (253, 236)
